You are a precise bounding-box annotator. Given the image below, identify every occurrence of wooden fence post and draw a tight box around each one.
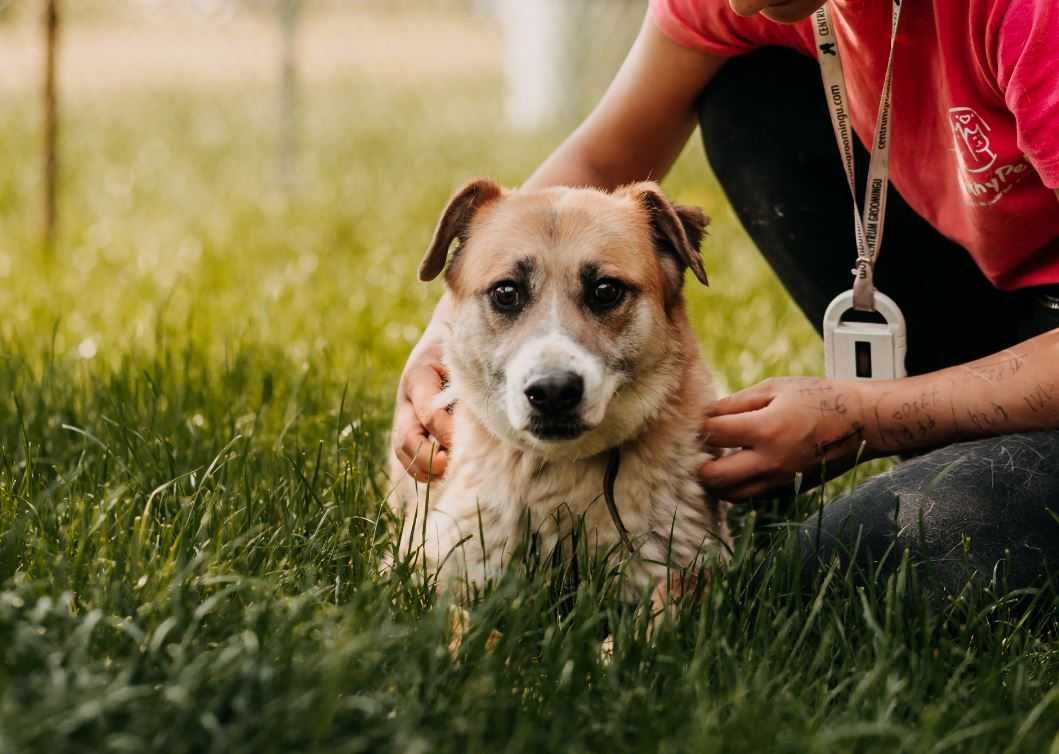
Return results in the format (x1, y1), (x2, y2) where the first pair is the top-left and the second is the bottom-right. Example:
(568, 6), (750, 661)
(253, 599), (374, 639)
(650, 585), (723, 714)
(42, 0), (60, 251)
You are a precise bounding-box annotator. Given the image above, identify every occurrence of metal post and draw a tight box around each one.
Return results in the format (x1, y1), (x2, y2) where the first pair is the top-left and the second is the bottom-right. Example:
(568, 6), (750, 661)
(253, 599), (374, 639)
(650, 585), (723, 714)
(500, 0), (568, 130)
(278, 0), (300, 194)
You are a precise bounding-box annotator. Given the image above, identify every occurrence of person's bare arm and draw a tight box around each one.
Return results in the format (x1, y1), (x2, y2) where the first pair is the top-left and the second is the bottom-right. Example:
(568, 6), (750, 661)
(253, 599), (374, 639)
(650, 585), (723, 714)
(393, 13), (725, 481)
(699, 329), (1059, 499)
(524, 15), (725, 190)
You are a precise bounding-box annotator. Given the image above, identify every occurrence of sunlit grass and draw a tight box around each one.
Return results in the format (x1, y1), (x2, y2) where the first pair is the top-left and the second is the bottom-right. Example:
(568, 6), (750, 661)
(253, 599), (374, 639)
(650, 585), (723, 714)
(0, 46), (1055, 754)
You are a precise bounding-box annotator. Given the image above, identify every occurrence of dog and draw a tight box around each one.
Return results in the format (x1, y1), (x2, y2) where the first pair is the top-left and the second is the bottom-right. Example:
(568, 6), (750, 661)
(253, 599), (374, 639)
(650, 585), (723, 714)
(388, 179), (730, 607)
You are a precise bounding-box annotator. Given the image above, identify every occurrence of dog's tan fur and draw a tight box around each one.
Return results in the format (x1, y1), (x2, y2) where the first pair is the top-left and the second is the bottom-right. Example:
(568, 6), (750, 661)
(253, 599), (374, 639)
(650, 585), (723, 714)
(389, 179), (730, 601)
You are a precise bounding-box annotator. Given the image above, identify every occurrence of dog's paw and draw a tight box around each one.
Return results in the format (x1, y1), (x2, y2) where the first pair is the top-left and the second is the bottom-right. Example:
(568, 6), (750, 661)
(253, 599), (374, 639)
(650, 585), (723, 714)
(447, 605), (471, 658)
(446, 605), (502, 658)
(599, 635), (615, 665)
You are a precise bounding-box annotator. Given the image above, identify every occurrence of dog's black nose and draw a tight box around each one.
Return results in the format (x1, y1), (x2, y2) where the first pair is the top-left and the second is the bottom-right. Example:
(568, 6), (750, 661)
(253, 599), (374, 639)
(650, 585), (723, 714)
(525, 372), (584, 415)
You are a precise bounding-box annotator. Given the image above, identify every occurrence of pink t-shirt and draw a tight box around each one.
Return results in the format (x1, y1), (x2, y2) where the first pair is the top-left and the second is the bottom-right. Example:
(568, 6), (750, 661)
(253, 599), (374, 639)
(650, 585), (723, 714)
(651, 0), (1059, 290)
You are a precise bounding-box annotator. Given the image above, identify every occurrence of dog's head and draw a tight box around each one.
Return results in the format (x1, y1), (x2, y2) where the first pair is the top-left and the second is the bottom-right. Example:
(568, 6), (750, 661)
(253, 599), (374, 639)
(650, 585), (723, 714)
(420, 179), (709, 458)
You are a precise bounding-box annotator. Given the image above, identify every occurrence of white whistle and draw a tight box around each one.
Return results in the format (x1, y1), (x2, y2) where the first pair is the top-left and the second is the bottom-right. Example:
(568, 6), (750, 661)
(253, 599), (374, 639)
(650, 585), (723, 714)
(823, 290), (907, 380)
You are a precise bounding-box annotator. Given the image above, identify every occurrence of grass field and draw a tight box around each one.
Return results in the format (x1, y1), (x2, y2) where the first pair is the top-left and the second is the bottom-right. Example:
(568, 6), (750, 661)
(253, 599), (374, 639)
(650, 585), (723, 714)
(1, 7), (1057, 753)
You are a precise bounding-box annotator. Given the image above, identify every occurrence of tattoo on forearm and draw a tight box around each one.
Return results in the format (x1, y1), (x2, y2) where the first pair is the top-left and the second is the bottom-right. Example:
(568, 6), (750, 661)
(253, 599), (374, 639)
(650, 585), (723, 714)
(960, 349), (1026, 384)
(890, 388), (940, 423)
(873, 399), (892, 450)
(871, 346), (1058, 448)
(879, 387), (943, 447)
(1023, 383), (1056, 414)
(949, 386), (961, 435)
(800, 385), (848, 415)
(966, 402), (1010, 432)
(815, 421), (865, 459)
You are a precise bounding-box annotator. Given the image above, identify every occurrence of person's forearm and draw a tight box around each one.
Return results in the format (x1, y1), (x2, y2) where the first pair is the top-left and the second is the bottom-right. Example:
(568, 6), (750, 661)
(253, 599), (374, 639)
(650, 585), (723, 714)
(523, 130), (616, 191)
(858, 328), (1059, 454)
(523, 116), (697, 192)
(524, 13), (723, 193)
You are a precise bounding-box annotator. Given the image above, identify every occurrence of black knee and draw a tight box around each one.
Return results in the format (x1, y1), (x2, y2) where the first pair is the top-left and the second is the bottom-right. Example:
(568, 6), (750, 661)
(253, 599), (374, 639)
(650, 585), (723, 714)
(797, 432), (1059, 595)
(796, 479), (908, 587)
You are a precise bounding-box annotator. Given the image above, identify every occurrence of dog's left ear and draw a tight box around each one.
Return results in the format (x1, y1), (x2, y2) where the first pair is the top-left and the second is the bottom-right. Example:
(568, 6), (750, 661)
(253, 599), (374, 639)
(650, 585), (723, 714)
(419, 178), (504, 282)
(625, 182), (709, 288)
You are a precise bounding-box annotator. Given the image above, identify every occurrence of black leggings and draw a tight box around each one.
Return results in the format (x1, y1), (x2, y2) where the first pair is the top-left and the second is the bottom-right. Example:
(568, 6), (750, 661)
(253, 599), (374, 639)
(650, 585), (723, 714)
(698, 48), (1059, 594)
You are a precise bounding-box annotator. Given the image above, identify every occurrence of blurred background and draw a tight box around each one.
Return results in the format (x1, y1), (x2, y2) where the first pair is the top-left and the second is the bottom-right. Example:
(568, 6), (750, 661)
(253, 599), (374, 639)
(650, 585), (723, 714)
(0, 0), (818, 401)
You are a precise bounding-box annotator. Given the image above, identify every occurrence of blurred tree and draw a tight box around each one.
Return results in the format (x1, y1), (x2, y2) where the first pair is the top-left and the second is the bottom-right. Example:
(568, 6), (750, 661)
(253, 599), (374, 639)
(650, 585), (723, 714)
(42, 0), (60, 252)
(499, 0), (644, 130)
(277, 0), (300, 194)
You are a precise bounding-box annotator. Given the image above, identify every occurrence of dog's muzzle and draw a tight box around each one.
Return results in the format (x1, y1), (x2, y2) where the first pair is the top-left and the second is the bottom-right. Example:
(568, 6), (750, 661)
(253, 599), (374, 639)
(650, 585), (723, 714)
(502, 330), (614, 444)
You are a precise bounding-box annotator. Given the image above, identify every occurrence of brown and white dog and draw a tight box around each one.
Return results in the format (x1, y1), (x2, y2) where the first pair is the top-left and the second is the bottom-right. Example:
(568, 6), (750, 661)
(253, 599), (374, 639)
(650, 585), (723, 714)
(389, 179), (730, 603)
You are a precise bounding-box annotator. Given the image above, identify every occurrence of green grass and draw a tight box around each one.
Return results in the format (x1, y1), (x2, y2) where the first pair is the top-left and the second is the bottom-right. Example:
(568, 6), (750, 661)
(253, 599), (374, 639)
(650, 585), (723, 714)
(0, 54), (1057, 754)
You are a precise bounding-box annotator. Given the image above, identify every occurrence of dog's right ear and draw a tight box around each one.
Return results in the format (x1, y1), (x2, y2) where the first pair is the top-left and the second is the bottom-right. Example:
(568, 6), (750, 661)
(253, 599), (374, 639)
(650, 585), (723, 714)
(419, 179), (503, 282)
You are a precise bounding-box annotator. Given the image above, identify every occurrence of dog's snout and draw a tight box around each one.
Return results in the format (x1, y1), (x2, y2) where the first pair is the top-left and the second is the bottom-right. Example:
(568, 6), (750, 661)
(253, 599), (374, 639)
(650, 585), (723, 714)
(524, 372), (584, 415)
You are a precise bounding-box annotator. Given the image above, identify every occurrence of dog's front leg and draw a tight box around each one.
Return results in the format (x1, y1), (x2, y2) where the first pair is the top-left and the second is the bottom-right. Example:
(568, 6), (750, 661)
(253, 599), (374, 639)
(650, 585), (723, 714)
(647, 569), (694, 639)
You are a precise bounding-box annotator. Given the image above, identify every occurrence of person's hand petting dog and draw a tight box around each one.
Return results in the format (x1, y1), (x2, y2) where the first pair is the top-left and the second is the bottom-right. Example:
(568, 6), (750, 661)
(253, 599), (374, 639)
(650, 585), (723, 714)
(392, 319), (453, 482)
(700, 329), (1059, 501)
(698, 377), (870, 500)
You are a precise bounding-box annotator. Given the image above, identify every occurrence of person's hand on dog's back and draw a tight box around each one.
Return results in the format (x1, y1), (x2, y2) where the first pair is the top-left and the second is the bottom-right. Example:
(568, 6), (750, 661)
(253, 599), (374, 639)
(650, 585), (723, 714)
(392, 297), (455, 481)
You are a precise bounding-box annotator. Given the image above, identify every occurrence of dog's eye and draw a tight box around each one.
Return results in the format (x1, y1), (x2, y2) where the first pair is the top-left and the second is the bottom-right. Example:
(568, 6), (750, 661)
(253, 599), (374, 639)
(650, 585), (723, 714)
(587, 279), (627, 312)
(489, 281), (523, 313)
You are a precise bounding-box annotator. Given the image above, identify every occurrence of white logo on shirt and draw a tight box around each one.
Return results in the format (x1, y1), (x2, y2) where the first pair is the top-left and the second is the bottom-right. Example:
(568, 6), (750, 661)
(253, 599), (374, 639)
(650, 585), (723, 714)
(949, 106), (1029, 206)
(950, 107), (996, 173)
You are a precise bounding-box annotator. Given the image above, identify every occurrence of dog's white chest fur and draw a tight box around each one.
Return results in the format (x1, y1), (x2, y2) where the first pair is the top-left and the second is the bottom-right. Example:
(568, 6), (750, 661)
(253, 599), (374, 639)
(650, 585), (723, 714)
(392, 397), (728, 598)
